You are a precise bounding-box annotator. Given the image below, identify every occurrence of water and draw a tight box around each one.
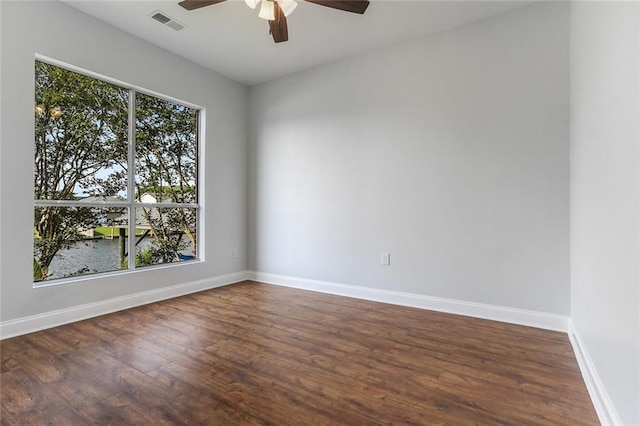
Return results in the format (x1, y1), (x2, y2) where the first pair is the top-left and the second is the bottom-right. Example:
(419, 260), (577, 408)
(47, 238), (140, 279)
(46, 237), (194, 280)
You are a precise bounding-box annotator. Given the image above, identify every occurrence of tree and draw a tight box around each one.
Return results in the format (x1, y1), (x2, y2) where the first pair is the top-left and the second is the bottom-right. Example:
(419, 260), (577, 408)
(134, 93), (198, 264)
(34, 62), (128, 279)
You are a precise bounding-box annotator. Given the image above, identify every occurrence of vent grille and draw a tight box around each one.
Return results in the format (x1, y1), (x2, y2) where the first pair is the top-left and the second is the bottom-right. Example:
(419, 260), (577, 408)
(152, 12), (171, 24)
(150, 10), (185, 31)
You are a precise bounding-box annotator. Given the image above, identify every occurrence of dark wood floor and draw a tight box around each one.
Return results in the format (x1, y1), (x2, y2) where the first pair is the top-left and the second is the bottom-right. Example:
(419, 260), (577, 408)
(1, 281), (597, 425)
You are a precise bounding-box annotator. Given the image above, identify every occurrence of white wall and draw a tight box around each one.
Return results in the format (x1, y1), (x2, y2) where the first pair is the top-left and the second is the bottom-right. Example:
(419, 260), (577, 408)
(249, 2), (570, 314)
(570, 2), (640, 424)
(0, 1), (248, 322)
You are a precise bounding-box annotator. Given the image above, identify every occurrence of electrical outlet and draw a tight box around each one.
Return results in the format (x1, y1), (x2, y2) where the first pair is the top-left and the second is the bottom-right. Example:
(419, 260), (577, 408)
(381, 252), (390, 266)
(232, 248), (239, 259)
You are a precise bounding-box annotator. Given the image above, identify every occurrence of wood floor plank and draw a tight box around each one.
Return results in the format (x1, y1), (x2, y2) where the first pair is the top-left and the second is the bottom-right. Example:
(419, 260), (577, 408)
(65, 347), (206, 425)
(95, 337), (172, 373)
(1, 368), (90, 425)
(79, 393), (173, 426)
(1, 281), (598, 425)
(7, 338), (116, 409)
(145, 365), (267, 426)
(0, 406), (19, 426)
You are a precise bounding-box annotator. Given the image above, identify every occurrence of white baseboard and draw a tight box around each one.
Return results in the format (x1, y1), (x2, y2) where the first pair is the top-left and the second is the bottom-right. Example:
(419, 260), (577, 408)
(248, 271), (568, 332)
(0, 271), (249, 340)
(568, 321), (622, 426)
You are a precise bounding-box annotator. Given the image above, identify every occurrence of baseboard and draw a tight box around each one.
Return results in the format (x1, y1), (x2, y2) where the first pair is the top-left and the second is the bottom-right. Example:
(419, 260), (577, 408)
(568, 321), (622, 426)
(248, 271), (568, 332)
(0, 271), (250, 340)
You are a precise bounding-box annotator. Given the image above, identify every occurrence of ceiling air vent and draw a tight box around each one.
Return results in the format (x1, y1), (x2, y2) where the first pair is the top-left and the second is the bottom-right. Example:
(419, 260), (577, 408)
(150, 11), (185, 31)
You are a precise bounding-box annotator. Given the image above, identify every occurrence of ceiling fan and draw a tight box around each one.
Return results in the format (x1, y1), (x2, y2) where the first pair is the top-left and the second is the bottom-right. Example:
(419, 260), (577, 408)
(178, 0), (370, 43)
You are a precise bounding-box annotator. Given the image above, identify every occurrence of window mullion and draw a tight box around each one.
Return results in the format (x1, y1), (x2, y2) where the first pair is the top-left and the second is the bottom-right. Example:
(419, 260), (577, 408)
(127, 89), (136, 270)
(34, 200), (130, 208)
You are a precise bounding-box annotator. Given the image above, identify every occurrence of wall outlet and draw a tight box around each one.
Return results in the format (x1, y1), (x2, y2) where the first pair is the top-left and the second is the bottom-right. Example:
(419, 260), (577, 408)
(232, 248), (239, 259)
(381, 252), (391, 266)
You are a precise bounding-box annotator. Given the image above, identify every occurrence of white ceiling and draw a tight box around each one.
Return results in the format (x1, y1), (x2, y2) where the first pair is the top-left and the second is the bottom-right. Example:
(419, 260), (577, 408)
(61, 0), (532, 86)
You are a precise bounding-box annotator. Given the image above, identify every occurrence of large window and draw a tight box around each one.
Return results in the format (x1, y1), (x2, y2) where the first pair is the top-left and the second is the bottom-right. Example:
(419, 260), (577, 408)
(33, 60), (200, 283)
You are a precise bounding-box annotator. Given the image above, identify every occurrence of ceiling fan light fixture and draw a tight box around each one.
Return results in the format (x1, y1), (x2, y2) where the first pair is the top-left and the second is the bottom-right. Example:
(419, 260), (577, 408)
(258, 0), (275, 20)
(279, 0), (297, 17)
(178, 0), (371, 43)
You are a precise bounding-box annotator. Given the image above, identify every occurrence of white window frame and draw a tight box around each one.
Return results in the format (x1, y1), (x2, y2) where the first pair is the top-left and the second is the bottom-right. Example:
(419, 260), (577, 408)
(33, 55), (204, 287)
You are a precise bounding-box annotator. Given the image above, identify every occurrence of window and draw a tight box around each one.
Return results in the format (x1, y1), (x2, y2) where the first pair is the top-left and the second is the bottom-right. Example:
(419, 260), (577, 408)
(33, 60), (200, 283)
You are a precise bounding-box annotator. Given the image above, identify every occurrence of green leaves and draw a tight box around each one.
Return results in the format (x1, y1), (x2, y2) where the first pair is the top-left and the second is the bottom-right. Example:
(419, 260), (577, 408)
(34, 61), (129, 201)
(135, 92), (197, 204)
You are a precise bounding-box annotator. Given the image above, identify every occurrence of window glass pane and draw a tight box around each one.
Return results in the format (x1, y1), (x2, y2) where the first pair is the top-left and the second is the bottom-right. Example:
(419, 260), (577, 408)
(134, 207), (197, 267)
(135, 93), (197, 204)
(34, 207), (129, 281)
(34, 61), (129, 201)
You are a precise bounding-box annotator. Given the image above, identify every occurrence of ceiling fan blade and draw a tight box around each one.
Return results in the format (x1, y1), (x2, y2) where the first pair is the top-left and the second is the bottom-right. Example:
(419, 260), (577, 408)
(178, 0), (227, 11)
(304, 0), (369, 14)
(269, 1), (289, 43)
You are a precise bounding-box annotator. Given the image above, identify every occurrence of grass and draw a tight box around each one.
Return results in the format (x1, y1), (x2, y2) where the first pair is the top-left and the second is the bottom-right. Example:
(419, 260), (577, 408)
(94, 227), (147, 237)
(33, 227), (147, 240)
